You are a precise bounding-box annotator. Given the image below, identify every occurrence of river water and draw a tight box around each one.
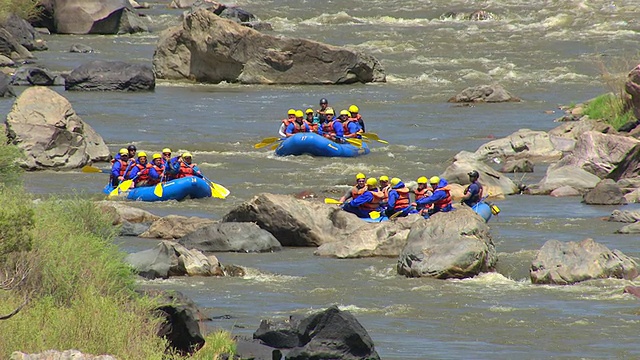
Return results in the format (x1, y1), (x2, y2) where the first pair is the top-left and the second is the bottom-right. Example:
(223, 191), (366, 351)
(6, 0), (640, 358)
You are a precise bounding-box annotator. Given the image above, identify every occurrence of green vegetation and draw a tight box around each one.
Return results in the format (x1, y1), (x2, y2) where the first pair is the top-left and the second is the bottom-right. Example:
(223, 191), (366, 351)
(582, 93), (635, 130)
(0, 140), (235, 358)
(191, 330), (237, 360)
(0, 0), (41, 22)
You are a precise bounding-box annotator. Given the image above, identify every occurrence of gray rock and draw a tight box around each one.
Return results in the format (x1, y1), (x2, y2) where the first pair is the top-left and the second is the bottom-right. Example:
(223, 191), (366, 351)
(625, 66), (640, 121)
(179, 222), (282, 252)
(528, 164), (601, 195)
(140, 215), (215, 239)
(474, 129), (563, 163)
(549, 185), (580, 197)
(582, 179), (627, 205)
(0, 27), (33, 60)
(153, 9), (385, 84)
(65, 60), (155, 91)
(5, 87), (110, 170)
(70, 43), (94, 53)
(0, 72), (15, 97)
(615, 222), (640, 234)
(530, 238), (638, 285)
(1, 13), (47, 51)
(609, 209), (640, 223)
(11, 66), (57, 86)
(448, 84), (520, 103)
(117, 8), (149, 34)
(442, 151), (519, 197)
(125, 240), (220, 279)
(397, 207), (496, 279)
(119, 220), (151, 236)
(52, 0), (147, 34)
(500, 159), (534, 173)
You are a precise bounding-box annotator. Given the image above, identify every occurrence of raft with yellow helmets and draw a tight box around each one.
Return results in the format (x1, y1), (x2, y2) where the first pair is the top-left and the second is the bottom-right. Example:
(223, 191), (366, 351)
(274, 132), (370, 157)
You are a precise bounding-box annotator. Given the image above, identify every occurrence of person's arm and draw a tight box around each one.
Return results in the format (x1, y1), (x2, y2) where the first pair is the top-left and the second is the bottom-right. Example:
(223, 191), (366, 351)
(387, 191), (398, 208)
(111, 162), (121, 179)
(338, 188), (353, 203)
(350, 191), (373, 207)
(285, 123), (295, 137)
(148, 167), (159, 180)
(346, 122), (360, 138)
(128, 166), (139, 180)
(278, 123), (286, 137)
(333, 122), (344, 139)
(416, 190), (445, 206)
(192, 164), (203, 178)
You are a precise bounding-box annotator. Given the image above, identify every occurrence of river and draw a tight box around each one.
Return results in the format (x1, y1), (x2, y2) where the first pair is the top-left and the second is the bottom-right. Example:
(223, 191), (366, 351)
(6, 0), (640, 358)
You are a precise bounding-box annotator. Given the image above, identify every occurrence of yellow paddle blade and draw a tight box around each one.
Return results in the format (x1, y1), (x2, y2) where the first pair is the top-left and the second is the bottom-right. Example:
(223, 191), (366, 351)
(211, 187), (226, 199)
(254, 137), (280, 148)
(81, 165), (102, 173)
(153, 183), (163, 197)
(324, 198), (343, 204)
(362, 133), (389, 144)
(345, 138), (362, 148)
(108, 187), (120, 197)
(369, 211), (381, 220)
(210, 182), (230, 198)
(270, 142), (280, 150)
(118, 180), (133, 191)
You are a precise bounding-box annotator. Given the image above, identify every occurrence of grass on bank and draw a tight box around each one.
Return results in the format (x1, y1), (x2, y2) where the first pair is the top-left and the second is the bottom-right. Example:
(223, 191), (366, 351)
(0, 0), (40, 22)
(582, 93), (635, 130)
(0, 142), (234, 358)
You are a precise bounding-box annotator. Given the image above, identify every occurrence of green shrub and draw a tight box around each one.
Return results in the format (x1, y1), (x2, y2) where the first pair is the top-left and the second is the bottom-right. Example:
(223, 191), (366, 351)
(583, 93), (635, 130)
(0, 132), (24, 187)
(189, 330), (236, 360)
(0, 185), (34, 261)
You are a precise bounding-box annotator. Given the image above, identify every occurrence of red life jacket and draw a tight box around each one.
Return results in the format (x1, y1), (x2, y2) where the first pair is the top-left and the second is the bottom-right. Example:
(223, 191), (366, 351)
(432, 185), (452, 210)
(282, 118), (293, 127)
(177, 162), (197, 178)
(351, 185), (366, 199)
(306, 120), (318, 133)
(393, 187), (411, 210)
(115, 159), (129, 177)
(360, 190), (384, 211)
(134, 163), (152, 183)
(291, 121), (308, 134)
(342, 118), (359, 135)
(414, 187), (429, 200)
(147, 164), (164, 185)
(323, 120), (336, 135)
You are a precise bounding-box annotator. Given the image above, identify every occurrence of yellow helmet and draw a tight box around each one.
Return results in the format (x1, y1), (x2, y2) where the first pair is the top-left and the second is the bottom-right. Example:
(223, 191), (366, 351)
(182, 152), (192, 158)
(366, 178), (378, 187)
(356, 172), (366, 180)
(379, 175), (389, 182)
(390, 177), (401, 186)
(162, 148), (172, 154)
(429, 176), (440, 184)
(305, 108), (314, 114)
(325, 108), (335, 115)
(118, 148), (128, 155)
(152, 153), (162, 160)
(287, 108), (296, 115)
(295, 110), (304, 118)
(417, 176), (428, 184)
(137, 151), (147, 158)
(349, 105), (359, 113)
(340, 109), (350, 116)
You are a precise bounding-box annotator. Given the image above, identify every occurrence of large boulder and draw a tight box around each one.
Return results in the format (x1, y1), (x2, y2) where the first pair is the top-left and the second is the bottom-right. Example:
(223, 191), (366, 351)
(11, 66), (58, 86)
(5, 87), (110, 170)
(223, 193), (363, 247)
(153, 9), (385, 84)
(53, 0), (147, 34)
(0, 72), (15, 97)
(625, 65), (640, 121)
(179, 222), (282, 252)
(547, 119), (615, 152)
(1, 13), (47, 51)
(441, 151), (519, 196)
(125, 240), (222, 279)
(315, 214), (423, 258)
(65, 60), (155, 91)
(254, 305), (380, 360)
(530, 238), (638, 285)
(474, 129), (563, 163)
(582, 179), (627, 205)
(397, 208), (496, 279)
(527, 163), (601, 195)
(448, 84), (520, 103)
(97, 201), (160, 225)
(552, 131), (640, 179)
(0, 27), (33, 60)
(140, 215), (215, 239)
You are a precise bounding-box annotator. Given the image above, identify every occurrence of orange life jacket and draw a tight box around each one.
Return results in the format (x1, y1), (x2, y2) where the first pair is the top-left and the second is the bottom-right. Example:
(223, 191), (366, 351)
(115, 159), (129, 177)
(381, 186), (391, 202)
(393, 187), (411, 210)
(147, 164), (164, 185)
(291, 121), (308, 134)
(282, 118), (293, 127)
(134, 163), (152, 183)
(360, 190), (384, 211)
(323, 120), (336, 135)
(432, 185), (452, 210)
(414, 187), (429, 200)
(342, 118), (360, 135)
(351, 185), (366, 199)
(306, 120), (318, 133)
(177, 162), (197, 178)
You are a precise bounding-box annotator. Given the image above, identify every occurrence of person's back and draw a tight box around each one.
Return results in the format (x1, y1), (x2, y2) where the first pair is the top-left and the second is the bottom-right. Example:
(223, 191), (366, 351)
(386, 178), (411, 217)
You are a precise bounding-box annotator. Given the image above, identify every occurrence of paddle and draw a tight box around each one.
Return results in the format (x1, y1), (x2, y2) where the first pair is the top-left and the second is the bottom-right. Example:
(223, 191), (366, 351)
(81, 165), (110, 174)
(361, 132), (389, 144)
(324, 198), (343, 205)
(389, 206), (415, 220)
(344, 138), (362, 148)
(108, 161), (135, 197)
(254, 137), (282, 149)
(369, 211), (381, 220)
(201, 175), (230, 199)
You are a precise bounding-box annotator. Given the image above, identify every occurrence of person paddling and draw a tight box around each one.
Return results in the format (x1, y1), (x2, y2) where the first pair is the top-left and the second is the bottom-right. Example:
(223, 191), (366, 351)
(338, 173), (367, 204)
(128, 151), (152, 187)
(342, 177), (384, 218)
(279, 109), (296, 137)
(385, 177), (412, 217)
(110, 149), (131, 186)
(285, 110), (311, 137)
(460, 170), (483, 207)
(177, 152), (204, 178)
(348, 104), (365, 133)
(413, 176), (453, 217)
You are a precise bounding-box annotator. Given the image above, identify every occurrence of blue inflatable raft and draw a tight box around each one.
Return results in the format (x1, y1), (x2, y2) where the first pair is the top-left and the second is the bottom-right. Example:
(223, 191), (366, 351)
(103, 176), (212, 202)
(359, 202), (494, 223)
(275, 133), (370, 157)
